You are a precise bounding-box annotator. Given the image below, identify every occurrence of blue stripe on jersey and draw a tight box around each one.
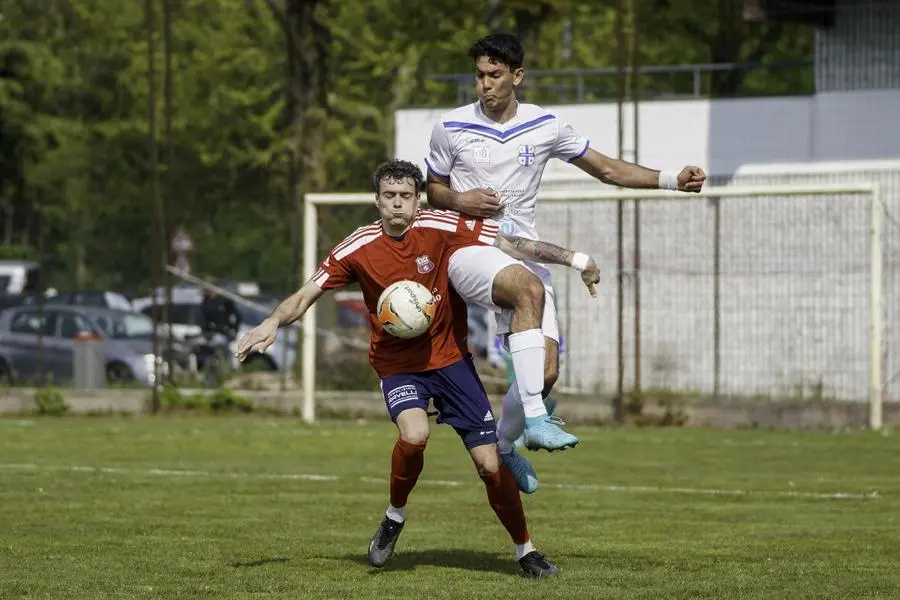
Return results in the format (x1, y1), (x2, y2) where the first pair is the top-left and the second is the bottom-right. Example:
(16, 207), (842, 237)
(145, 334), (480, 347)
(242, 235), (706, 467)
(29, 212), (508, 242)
(567, 139), (590, 162)
(442, 114), (556, 144)
(424, 157), (449, 178)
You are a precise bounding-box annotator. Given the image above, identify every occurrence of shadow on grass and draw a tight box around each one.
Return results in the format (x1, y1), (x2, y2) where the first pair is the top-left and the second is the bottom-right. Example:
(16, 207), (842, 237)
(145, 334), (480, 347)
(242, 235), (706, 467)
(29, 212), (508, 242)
(343, 548), (520, 576)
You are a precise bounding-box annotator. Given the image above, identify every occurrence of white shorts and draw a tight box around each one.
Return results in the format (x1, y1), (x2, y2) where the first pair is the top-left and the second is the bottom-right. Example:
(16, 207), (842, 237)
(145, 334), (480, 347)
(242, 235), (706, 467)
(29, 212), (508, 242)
(448, 245), (560, 342)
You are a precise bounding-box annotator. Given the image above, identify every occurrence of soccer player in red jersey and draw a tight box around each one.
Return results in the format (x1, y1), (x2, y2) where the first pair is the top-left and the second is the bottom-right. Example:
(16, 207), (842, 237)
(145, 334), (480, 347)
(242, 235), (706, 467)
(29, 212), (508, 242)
(235, 159), (598, 577)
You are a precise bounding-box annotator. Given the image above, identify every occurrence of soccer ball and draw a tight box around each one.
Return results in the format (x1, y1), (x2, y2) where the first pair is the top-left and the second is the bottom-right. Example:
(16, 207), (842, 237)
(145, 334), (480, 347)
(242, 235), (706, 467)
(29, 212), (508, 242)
(376, 280), (436, 339)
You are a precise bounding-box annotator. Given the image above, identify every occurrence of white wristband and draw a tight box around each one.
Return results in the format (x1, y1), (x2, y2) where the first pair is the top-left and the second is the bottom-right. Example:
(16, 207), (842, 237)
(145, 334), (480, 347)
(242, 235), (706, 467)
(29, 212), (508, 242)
(658, 170), (679, 191)
(570, 252), (590, 271)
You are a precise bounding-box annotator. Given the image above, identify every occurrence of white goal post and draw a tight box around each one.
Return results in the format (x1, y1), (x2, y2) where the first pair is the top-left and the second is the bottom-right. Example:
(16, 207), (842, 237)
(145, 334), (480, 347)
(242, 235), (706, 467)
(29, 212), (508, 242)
(302, 182), (884, 430)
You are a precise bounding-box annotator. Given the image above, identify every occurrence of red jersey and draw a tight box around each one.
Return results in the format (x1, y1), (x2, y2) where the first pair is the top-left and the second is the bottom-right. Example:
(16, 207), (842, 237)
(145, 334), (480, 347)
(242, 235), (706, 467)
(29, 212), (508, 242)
(312, 210), (498, 378)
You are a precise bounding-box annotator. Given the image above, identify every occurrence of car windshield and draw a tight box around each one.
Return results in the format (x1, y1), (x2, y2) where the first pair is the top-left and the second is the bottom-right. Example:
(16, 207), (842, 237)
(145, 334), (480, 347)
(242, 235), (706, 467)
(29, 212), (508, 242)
(98, 313), (155, 339)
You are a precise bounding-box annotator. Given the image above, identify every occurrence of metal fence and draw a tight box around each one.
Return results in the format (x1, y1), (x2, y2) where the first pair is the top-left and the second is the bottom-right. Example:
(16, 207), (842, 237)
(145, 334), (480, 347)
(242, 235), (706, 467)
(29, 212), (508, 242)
(426, 61), (814, 106)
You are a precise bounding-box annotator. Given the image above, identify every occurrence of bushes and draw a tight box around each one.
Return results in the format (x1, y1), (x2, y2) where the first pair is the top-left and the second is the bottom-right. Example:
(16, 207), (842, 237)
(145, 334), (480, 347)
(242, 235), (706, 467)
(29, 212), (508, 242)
(313, 349), (379, 391)
(20, 385), (258, 416)
(34, 387), (68, 416)
(159, 384), (256, 414)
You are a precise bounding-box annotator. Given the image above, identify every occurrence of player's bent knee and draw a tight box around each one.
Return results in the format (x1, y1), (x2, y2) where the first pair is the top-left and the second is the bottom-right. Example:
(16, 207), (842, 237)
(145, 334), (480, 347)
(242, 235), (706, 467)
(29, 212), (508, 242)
(396, 408), (430, 446)
(517, 275), (545, 313)
(491, 266), (543, 311)
(476, 463), (500, 478)
(400, 428), (429, 446)
(469, 444), (500, 476)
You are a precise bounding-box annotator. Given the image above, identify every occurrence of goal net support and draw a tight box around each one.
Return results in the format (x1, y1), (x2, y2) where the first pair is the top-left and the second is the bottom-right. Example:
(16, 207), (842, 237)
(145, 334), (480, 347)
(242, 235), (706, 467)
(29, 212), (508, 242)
(302, 183), (885, 430)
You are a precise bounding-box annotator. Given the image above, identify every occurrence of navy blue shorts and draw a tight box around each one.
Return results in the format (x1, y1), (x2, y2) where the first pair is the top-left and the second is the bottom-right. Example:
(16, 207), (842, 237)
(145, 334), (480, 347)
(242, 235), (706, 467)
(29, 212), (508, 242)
(380, 355), (498, 449)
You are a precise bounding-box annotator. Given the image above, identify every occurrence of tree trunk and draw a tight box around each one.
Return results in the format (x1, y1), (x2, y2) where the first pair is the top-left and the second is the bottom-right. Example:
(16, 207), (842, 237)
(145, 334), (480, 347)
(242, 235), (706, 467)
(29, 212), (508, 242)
(514, 4), (553, 102)
(281, 0), (331, 194)
(20, 186), (32, 247)
(1, 198), (12, 246)
(265, 0), (331, 279)
(74, 238), (87, 288)
(384, 45), (424, 159)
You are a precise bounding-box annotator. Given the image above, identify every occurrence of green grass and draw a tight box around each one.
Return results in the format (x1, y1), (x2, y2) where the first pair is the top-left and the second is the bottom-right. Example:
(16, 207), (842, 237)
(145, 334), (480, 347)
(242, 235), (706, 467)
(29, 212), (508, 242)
(1, 416), (898, 599)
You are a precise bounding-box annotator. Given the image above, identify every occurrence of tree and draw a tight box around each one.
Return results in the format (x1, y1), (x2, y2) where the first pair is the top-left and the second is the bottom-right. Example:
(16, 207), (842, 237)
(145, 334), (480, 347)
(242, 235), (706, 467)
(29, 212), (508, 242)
(0, 0), (815, 295)
(0, 0), (148, 288)
(639, 0), (812, 96)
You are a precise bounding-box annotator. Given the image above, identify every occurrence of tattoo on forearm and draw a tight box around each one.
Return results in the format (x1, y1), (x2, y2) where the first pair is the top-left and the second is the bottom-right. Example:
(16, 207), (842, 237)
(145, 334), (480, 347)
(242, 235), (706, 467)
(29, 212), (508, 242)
(505, 235), (572, 265)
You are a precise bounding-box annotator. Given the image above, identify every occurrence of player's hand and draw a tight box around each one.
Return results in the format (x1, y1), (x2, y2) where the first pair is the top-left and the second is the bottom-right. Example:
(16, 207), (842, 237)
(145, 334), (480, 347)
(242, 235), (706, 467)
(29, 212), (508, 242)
(455, 188), (501, 218)
(581, 257), (600, 298)
(678, 166), (706, 193)
(235, 318), (279, 362)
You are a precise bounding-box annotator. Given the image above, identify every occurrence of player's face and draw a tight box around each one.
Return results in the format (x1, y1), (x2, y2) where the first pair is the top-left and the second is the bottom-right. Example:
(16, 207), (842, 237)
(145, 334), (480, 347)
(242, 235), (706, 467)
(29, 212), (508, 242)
(376, 177), (419, 234)
(474, 56), (523, 113)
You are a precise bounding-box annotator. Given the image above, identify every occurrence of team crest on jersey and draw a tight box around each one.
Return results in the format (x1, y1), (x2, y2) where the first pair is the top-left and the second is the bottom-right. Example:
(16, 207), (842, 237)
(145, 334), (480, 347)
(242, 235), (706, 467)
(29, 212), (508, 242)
(517, 144), (536, 166)
(416, 255), (435, 274)
(465, 219), (476, 231)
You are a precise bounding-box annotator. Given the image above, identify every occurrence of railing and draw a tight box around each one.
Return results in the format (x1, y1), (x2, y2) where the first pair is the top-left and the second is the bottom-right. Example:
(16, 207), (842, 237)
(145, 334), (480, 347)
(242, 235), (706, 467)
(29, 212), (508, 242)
(427, 61), (814, 105)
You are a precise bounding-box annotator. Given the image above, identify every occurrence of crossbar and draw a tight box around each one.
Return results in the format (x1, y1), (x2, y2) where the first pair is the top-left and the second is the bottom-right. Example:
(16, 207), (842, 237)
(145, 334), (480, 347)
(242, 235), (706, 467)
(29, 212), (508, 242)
(302, 183), (883, 429)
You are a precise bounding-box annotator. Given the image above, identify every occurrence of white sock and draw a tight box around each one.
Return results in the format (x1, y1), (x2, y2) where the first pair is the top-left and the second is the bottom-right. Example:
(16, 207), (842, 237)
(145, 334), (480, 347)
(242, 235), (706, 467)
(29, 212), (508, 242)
(507, 329), (547, 419)
(515, 539), (536, 561)
(386, 504), (406, 524)
(497, 384), (525, 454)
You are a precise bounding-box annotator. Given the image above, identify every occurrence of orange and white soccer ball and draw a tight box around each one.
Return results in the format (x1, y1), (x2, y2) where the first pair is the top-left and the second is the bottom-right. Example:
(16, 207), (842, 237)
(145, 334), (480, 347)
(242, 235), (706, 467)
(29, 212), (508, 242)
(376, 280), (436, 339)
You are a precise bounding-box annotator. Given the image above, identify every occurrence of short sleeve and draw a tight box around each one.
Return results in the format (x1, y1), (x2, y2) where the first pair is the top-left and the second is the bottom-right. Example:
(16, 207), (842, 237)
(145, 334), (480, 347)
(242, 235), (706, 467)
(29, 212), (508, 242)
(425, 120), (453, 178)
(311, 249), (357, 291)
(550, 119), (590, 163)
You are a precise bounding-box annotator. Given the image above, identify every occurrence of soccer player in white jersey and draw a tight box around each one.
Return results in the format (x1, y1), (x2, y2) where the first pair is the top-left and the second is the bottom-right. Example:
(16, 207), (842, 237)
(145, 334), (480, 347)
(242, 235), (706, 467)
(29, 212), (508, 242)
(426, 33), (706, 490)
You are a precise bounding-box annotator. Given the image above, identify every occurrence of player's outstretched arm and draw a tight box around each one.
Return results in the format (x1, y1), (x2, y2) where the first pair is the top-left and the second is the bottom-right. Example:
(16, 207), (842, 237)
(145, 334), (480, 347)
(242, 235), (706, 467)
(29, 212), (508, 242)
(494, 231), (600, 297)
(235, 280), (325, 361)
(571, 148), (705, 193)
(426, 172), (501, 218)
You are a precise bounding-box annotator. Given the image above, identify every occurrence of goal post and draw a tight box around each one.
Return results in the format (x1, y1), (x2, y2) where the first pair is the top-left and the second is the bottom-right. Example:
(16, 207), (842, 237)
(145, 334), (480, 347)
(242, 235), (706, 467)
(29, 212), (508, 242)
(303, 182), (884, 430)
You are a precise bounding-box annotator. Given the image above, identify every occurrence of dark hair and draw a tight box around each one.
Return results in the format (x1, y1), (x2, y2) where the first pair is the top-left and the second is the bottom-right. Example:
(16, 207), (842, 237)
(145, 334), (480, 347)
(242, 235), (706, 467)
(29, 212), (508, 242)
(372, 159), (424, 194)
(468, 33), (524, 70)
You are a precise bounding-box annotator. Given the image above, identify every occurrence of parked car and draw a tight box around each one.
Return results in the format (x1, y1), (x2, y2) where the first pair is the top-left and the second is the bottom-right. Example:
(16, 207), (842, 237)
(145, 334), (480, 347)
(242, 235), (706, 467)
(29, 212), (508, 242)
(45, 290), (133, 312)
(131, 287), (297, 372)
(0, 293), (39, 313)
(0, 305), (168, 387)
(0, 289), (132, 316)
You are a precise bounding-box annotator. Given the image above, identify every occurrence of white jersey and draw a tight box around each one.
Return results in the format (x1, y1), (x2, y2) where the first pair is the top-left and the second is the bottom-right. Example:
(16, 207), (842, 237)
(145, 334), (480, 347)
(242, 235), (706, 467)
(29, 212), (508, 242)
(426, 101), (589, 241)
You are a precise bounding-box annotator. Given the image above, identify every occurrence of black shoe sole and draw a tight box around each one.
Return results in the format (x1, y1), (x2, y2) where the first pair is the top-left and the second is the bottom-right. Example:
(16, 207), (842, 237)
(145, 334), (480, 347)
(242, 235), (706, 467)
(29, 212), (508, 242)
(521, 565), (559, 578)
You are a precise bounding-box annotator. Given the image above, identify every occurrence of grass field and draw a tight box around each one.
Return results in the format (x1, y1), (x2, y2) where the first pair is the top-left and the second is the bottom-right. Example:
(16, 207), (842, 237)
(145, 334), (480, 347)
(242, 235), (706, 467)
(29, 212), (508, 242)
(1, 416), (898, 599)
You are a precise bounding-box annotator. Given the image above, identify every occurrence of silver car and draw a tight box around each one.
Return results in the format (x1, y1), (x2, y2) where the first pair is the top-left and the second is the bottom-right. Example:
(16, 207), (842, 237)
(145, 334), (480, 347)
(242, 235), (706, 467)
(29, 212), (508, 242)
(132, 287), (297, 372)
(0, 305), (164, 387)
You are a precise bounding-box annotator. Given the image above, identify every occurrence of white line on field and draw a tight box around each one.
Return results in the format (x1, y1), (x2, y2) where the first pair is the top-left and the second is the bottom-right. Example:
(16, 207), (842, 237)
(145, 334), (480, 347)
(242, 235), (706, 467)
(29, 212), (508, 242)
(0, 463), (340, 483)
(0, 463), (880, 501)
